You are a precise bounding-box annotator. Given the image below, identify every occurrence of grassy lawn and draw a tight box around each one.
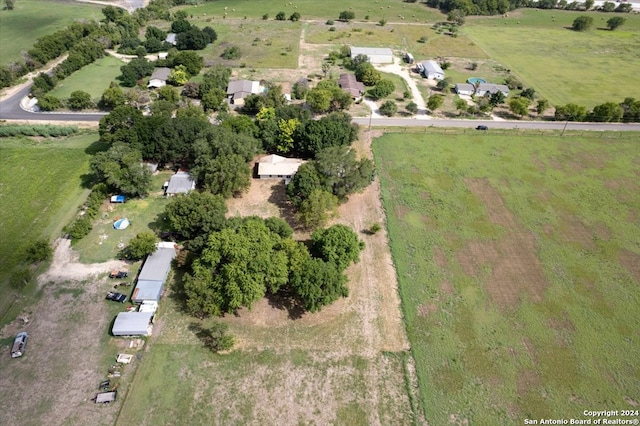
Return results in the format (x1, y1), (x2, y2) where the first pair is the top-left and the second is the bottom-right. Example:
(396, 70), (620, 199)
(49, 55), (125, 100)
(464, 9), (640, 107)
(0, 0), (104, 66)
(0, 133), (99, 323)
(73, 171), (172, 264)
(373, 132), (640, 423)
(180, 0), (443, 22)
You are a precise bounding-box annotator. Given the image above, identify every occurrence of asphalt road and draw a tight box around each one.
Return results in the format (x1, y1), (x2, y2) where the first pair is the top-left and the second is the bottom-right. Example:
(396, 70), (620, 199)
(2, 84), (640, 131)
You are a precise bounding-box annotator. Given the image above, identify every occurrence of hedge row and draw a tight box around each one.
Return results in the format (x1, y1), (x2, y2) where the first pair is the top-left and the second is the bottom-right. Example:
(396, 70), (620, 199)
(0, 125), (78, 138)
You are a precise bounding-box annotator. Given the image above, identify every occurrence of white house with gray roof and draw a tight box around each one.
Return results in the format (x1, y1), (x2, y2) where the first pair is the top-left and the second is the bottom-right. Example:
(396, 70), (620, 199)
(418, 60), (445, 80)
(165, 171), (195, 196)
(350, 47), (394, 64)
(147, 67), (171, 88)
(257, 155), (305, 183)
(226, 80), (262, 105)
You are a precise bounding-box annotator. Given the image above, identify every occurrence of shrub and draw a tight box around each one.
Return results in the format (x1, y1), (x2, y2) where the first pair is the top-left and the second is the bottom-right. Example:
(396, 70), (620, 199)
(262, 13), (269, 20)
(275, 11), (286, 20)
(289, 12), (301, 22)
(418, 36), (428, 43)
(221, 46), (242, 60)
(0, 125), (78, 137)
(339, 10), (355, 22)
(68, 90), (93, 110)
(24, 239), (53, 264)
(379, 100), (397, 117)
(369, 223), (382, 234)
(572, 16), (593, 31)
(406, 102), (419, 114)
(10, 267), (33, 290)
(329, 27), (336, 32)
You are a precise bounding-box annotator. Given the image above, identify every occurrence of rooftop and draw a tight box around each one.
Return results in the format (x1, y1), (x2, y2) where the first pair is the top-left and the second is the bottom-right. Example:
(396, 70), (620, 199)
(166, 171), (195, 194)
(257, 155), (305, 177)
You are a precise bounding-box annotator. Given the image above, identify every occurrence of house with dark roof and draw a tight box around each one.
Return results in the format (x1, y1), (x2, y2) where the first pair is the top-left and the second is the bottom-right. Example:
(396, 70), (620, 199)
(338, 74), (365, 99)
(226, 80), (262, 105)
(165, 171), (195, 196)
(147, 67), (171, 88)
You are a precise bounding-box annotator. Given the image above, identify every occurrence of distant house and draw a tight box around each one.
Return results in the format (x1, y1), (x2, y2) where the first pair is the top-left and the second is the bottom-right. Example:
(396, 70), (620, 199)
(454, 83), (475, 96)
(404, 52), (415, 64)
(147, 67), (171, 89)
(226, 80), (262, 105)
(132, 242), (176, 303)
(418, 60), (445, 80)
(165, 171), (195, 196)
(257, 155), (305, 183)
(338, 73), (365, 99)
(165, 33), (177, 46)
(474, 83), (510, 97)
(350, 47), (394, 64)
(112, 312), (154, 336)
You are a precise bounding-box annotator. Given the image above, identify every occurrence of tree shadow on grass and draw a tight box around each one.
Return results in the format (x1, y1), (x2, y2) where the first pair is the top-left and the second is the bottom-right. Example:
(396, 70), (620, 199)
(267, 181), (301, 231)
(265, 292), (305, 320)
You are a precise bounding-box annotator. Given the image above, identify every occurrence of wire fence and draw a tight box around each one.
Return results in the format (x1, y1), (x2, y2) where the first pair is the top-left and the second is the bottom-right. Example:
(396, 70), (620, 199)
(371, 126), (640, 140)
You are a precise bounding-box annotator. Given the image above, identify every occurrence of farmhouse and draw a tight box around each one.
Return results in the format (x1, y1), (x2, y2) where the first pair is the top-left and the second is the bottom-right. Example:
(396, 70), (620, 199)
(112, 311), (154, 336)
(147, 67), (171, 89)
(131, 242), (176, 303)
(257, 154), (305, 183)
(338, 73), (365, 99)
(350, 47), (394, 64)
(418, 60), (445, 80)
(474, 83), (510, 97)
(226, 80), (262, 105)
(165, 171), (195, 195)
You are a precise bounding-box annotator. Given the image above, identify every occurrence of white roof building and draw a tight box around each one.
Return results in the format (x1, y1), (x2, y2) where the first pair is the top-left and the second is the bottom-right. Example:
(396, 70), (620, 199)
(147, 67), (171, 89)
(165, 171), (195, 195)
(419, 60), (445, 80)
(112, 312), (154, 336)
(257, 155), (305, 182)
(350, 47), (394, 64)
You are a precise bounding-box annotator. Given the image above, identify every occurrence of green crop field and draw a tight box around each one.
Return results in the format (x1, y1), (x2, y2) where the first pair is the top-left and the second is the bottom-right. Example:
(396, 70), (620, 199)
(0, 0), (103, 66)
(0, 133), (100, 322)
(373, 132), (640, 424)
(465, 10), (640, 107)
(49, 55), (125, 100)
(180, 0), (443, 22)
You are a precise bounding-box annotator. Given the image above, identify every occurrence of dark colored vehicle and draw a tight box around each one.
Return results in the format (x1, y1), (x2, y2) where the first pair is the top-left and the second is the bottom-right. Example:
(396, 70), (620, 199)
(109, 270), (129, 279)
(99, 380), (111, 391)
(106, 292), (127, 303)
(476, 125), (488, 130)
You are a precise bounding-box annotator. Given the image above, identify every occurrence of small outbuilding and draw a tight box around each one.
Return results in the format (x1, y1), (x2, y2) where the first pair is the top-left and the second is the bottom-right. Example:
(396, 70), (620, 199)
(338, 74), (365, 99)
(112, 312), (154, 336)
(350, 47), (394, 64)
(165, 33), (177, 46)
(257, 155), (305, 183)
(404, 53), (414, 64)
(165, 171), (195, 195)
(95, 391), (117, 404)
(418, 60), (445, 80)
(132, 243), (176, 303)
(226, 80), (262, 105)
(148, 67), (171, 89)
(455, 83), (475, 96)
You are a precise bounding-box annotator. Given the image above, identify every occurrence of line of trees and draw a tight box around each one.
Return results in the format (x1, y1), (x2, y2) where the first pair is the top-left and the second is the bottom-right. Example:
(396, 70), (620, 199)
(554, 98), (640, 122)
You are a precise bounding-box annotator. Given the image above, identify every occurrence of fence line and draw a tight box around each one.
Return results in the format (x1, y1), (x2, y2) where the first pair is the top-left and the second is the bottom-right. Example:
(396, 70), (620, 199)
(373, 127), (639, 140)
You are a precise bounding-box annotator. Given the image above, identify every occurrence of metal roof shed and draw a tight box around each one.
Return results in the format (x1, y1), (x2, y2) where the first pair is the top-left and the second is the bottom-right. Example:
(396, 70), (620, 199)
(131, 280), (164, 303)
(165, 171), (195, 195)
(138, 246), (176, 283)
(112, 312), (154, 336)
(350, 47), (394, 64)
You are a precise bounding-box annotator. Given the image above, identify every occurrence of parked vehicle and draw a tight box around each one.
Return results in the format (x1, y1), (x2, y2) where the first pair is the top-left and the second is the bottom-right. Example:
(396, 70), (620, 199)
(113, 282), (131, 289)
(109, 270), (129, 279)
(99, 380), (111, 391)
(11, 331), (28, 358)
(106, 292), (127, 303)
(476, 125), (489, 130)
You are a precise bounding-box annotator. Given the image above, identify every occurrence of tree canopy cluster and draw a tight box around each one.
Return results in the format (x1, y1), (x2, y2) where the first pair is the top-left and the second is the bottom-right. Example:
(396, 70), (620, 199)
(555, 98), (640, 122)
(181, 216), (364, 316)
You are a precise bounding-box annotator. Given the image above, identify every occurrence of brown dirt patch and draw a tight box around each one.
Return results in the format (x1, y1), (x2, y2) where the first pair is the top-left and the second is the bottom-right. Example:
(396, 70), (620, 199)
(557, 215), (595, 250)
(530, 154), (546, 173)
(521, 338), (538, 363)
(619, 249), (640, 283)
(516, 369), (541, 396)
(417, 303), (438, 317)
(456, 179), (548, 308)
(439, 280), (455, 295)
(433, 246), (447, 269)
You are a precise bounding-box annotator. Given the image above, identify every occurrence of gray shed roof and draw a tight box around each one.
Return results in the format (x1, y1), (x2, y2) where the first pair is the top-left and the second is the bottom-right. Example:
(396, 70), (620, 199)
(477, 83), (510, 94)
(421, 60), (444, 75)
(166, 171), (195, 194)
(350, 47), (393, 57)
(138, 246), (176, 283)
(455, 83), (475, 92)
(149, 67), (171, 82)
(132, 280), (164, 302)
(112, 312), (154, 336)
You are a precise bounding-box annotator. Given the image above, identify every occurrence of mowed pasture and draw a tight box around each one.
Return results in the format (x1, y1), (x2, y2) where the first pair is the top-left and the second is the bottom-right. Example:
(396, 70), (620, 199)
(465, 10), (640, 107)
(0, 0), (103, 66)
(49, 55), (125, 100)
(0, 134), (99, 322)
(373, 132), (640, 424)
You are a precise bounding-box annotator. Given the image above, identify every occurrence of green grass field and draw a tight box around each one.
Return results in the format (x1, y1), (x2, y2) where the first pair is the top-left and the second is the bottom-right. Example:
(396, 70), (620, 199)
(465, 10), (640, 107)
(0, 0), (103, 66)
(49, 55), (125, 100)
(0, 133), (99, 322)
(180, 0), (443, 22)
(373, 132), (640, 424)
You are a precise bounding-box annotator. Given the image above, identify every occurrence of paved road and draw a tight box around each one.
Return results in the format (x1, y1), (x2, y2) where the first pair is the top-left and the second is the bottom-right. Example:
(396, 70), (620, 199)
(0, 85), (107, 122)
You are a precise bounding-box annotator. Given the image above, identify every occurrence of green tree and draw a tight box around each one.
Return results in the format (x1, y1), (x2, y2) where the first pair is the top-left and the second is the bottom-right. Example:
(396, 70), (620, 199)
(554, 103), (588, 121)
(536, 99), (549, 115)
(314, 145), (374, 199)
(378, 100), (398, 117)
(221, 46), (241, 60)
(164, 191), (227, 250)
(298, 111), (358, 157)
(572, 16), (593, 31)
(275, 11), (286, 20)
(99, 83), (125, 110)
(368, 79), (395, 100)
(509, 97), (530, 117)
(306, 87), (333, 113)
(195, 322), (235, 352)
(311, 224), (364, 271)
(24, 239), (53, 264)
(168, 64), (189, 85)
(289, 12), (301, 21)
(489, 91), (506, 107)
(5, 0), (15, 10)
(339, 10), (355, 22)
(287, 163), (323, 207)
(194, 154), (250, 198)
(277, 118), (300, 153)
(170, 50), (204, 75)
(290, 258), (348, 312)
(455, 98), (468, 115)
(297, 189), (339, 229)
(427, 94), (444, 112)
(98, 105), (144, 145)
(436, 78), (451, 91)
(355, 63), (381, 86)
(406, 102), (419, 114)
(606, 16), (626, 31)
(67, 90), (92, 110)
(201, 88), (226, 111)
(620, 97), (640, 123)
(90, 144), (152, 197)
(590, 102), (624, 122)
(584, 0), (595, 9)
(200, 65), (232, 96)
(156, 85), (180, 103)
(119, 58), (154, 87)
(38, 94), (61, 111)
(123, 231), (158, 260)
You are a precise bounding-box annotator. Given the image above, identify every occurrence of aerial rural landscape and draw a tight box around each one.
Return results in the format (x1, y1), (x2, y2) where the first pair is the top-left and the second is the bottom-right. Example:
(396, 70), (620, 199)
(0, 0), (638, 425)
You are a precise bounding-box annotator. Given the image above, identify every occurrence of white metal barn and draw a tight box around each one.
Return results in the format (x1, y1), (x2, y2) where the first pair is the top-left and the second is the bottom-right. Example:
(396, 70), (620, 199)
(350, 47), (394, 64)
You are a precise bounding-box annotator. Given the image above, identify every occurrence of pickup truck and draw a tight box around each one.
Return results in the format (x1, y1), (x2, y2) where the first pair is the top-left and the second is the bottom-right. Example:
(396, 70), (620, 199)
(109, 270), (129, 279)
(11, 331), (28, 358)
